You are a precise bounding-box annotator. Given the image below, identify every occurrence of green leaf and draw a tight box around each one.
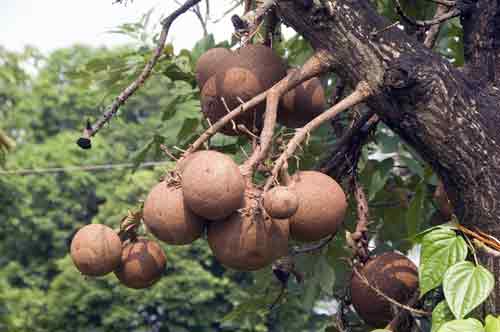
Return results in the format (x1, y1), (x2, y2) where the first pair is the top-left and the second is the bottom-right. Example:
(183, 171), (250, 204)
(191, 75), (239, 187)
(485, 315), (500, 332)
(431, 301), (454, 332)
(368, 158), (393, 200)
(191, 34), (216, 65)
(443, 261), (494, 319)
(406, 181), (425, 237)
(437, 319), (484, 332)
(419, 228), (468, 296)
(220, 297), (270, 323)
(315, 256), (335, 296)
(177, 118), (199, 142)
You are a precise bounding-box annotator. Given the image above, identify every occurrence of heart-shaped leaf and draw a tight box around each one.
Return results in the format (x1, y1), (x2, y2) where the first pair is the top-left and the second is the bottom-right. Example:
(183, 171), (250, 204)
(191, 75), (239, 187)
(431, 300), (454, 332)
(437, 319), (484, 332)
(419, 227), (468, 296)
(443, 261), (494, 319)
(485, 315), (500, 332)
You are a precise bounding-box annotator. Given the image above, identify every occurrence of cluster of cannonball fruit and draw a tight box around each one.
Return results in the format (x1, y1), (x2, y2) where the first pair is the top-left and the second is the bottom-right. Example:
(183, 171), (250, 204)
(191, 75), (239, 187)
(196, 43), (326, 135)
(143, 149), (348, 271)
(70, 223), (166, 289)
(70, 43), (419, 328)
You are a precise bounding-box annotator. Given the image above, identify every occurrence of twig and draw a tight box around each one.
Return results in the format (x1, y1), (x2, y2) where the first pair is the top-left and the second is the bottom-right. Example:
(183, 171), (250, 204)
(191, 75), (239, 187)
(352, 265), (431, 317)
(291, 235), (334, 255)
(241, 0), (276, 33)
(240, 50), (333, 177)
(473, 239), (500, 258)
(76, 0), (202, 149)
(351, 180), (370, 263)
(385, 291), (420, 331)
(456, 223), (500, 251)
(425, 0), (456, 6)
(395, 0), (460, 28)
(424, 5), (451, 49)
(264, 81), (374, 191)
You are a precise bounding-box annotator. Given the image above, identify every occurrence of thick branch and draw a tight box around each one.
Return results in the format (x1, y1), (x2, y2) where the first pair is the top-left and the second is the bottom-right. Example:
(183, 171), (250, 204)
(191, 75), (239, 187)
(77, 0), (201, 148)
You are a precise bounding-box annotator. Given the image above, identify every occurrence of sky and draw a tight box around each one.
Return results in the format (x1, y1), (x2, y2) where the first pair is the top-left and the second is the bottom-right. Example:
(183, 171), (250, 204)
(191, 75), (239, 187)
(0, 0), (236, 54)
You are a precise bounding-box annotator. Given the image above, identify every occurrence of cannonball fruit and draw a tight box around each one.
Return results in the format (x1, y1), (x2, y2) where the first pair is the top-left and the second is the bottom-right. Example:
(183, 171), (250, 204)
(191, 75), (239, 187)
(195, 47), (232, 89)
(263, 186), (299, 219)
(350, 252), (419, 327)
(70, 223), (122, 277)
(279, 73), (326, 128)
(289, 171), (347, 242)
(181, 150), (245, 221)
(114, 238), (167, 289)
(200, 44), (287, 136)
(143, 181), (205, 245)
(207, 189), (289, 271)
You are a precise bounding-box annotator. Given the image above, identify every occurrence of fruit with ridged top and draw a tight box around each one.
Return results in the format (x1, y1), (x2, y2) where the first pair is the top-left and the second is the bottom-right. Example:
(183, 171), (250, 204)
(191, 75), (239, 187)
(350, 252), (419, 327)
(207, 188), (289, 271)
(114, 238), (166, 289)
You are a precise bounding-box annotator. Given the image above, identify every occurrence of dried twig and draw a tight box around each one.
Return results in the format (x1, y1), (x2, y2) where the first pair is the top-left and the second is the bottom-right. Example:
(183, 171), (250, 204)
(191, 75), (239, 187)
(385, 292), (420, 331)
(424, 4), (452, 49)
(395, 0), (460, 28)
(352, 266), (431, 317)
(77, 0), (202, 149)
(240, 50), (333, 177)
(351, 180), (370, 263)
(182, 51), (332, 165)
(264, 81), (374, 191)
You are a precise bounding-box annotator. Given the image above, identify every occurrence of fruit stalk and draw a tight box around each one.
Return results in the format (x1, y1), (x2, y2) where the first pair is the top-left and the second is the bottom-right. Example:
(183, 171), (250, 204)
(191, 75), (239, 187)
(182, 50), (332, 163)
(264, 81), (374, 191)
(239, 50), (333, 177)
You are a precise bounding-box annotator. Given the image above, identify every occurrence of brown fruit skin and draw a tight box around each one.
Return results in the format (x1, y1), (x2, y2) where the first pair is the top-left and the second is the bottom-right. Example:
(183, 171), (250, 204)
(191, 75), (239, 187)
(143, 182), (205, 245)
(350, 252), (419, 328)
(201, 44), (287, 136)
(289, 171), (347, 242)
(114, 238), (166, 289)
(70, 224), (122, 277)
(279, 74), (326, 128)
(195, 47), (232, 89)
(181, 150), (245, 221)
(207, 189), (289, 271)
(263, 186), (299, 219)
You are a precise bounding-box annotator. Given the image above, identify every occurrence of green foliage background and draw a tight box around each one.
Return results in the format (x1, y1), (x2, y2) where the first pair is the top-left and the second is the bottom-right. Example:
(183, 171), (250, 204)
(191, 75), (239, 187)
(0, 1), (471, 331)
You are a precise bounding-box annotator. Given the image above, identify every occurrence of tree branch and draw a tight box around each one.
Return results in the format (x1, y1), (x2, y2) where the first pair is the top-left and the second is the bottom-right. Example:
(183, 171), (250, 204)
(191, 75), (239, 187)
(240, 50), (333, 177)
(424, 4), (451, 49)
(395, 0), (460, 28)
(182, 50), (332, 165)
(264, 81), (373, 191)
(76, 0), (201, 149)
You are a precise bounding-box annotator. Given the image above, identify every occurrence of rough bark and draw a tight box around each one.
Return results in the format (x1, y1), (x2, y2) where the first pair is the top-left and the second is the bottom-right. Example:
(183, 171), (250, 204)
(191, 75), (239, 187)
(277, 0), (500, 313)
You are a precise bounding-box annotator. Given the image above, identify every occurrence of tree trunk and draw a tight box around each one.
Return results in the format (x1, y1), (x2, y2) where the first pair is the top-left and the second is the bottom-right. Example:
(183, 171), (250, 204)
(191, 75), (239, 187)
(277, 0), (500, 313)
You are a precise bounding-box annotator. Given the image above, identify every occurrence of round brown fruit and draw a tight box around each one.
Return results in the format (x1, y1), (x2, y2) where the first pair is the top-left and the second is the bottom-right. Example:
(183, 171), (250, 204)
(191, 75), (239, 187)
(289, 171), (347, 242)
(181, 150), (245, 221)
(207, 189), (289, 271)
(350, 252), (418, 327)
(143, 181), (205, 245)
(279, 72), (326, 128)
(195, 47), (232, 89)
(263, 186), (299, 219)
(114, 238), (166, 289)
(201, 44), (287, 136)
(70, 223), (122, 277)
